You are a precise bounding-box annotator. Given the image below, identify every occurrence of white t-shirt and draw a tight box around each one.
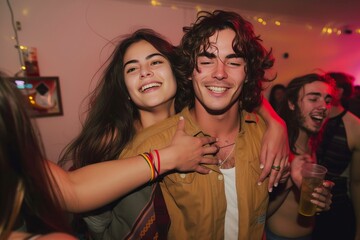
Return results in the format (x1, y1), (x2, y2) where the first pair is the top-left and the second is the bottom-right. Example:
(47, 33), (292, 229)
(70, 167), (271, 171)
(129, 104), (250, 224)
(220, 167), (238, 240)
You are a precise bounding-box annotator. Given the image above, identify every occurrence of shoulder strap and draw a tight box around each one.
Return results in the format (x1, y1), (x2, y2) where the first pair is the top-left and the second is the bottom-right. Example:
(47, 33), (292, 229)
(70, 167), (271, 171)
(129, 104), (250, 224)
(338, 110), (347, 118)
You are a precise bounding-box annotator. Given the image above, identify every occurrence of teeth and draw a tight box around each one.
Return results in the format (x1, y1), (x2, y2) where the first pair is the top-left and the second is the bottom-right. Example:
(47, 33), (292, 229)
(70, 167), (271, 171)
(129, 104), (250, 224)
(207, 86), (226, 93)
(141, 83), (161, 92)
(311, 115), (324, 120)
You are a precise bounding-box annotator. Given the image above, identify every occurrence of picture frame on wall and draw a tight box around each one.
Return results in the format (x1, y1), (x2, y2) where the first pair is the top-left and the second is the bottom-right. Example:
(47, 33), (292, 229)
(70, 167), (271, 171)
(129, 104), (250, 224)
(5, 76), (63, 118)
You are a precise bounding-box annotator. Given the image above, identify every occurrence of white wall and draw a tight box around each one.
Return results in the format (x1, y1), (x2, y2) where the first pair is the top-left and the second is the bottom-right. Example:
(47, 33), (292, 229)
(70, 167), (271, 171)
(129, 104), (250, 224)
(1, 0), (359, 162)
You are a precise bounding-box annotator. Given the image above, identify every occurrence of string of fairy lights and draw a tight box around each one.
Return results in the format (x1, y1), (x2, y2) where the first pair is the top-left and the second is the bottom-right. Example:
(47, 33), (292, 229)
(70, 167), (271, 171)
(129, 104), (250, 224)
(150, 0), (360, 36)
(6, 0), (360, 74)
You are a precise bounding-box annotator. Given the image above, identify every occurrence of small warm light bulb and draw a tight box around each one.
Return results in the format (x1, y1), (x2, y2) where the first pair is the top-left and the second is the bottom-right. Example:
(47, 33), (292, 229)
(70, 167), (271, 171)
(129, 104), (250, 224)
(274, 21), (281, 26)
(22, 8), (29, 16)
(151, 0), (161, 6)
(336, 30), (342, 35)
(262, 21), (267, 25)
(257, 18), (263, 23)
(30, 100), (35, 105)
(327, 28), (333, 34)
(356, 29), (360, 34)
(21, 66), (26, 70)
(322, 27), (327, 33)
(29, 96), (33, 100)
(19, 45), (27, 50)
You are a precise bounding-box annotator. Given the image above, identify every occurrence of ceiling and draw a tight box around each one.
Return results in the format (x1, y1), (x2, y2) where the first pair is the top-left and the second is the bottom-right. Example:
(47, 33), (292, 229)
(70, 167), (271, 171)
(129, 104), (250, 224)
(128, 0), (360, 31)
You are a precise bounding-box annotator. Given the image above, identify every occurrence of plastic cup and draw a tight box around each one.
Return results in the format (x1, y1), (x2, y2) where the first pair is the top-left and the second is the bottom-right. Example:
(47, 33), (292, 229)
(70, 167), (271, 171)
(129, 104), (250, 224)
(298, 163), (327, 216)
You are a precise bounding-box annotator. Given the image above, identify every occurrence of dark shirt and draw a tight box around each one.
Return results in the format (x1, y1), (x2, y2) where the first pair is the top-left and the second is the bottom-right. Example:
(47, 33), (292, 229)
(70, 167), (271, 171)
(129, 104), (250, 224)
(313, 110), (355, 240)
(349, 97), (360, 118)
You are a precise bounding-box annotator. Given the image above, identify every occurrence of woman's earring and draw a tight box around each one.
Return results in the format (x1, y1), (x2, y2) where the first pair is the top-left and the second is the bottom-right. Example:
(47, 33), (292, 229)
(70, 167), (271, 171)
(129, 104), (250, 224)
(128, 96), (131, 101)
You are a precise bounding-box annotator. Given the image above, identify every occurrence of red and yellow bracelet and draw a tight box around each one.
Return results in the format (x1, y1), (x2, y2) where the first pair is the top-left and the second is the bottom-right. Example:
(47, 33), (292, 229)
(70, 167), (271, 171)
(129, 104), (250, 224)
(139, 153), (155, 182)
(139, 150), (161, 182)
(154, 149), (161, 175)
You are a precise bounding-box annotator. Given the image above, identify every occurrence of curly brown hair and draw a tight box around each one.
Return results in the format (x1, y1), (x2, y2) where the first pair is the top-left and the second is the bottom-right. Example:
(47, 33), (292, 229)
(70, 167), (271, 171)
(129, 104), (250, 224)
(178, 10), (275, 112)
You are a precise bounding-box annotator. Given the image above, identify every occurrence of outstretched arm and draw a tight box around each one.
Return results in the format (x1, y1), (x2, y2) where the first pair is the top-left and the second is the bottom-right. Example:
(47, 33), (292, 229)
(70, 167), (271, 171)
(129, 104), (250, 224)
(256, 97), (289, 192)
(49, 117), (218, 213)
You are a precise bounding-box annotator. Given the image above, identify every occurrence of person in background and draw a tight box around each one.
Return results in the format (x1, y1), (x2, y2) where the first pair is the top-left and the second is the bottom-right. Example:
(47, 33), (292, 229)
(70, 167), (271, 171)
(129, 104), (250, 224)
(0, 77), (75, 240)
(349, 85), (360, 118)
(59, 28), (290, 239)
(354, 85), (360, 96)
(0, 74), (218, 239)
(115, 11), (331, 239)
(328, 72), (355, 109)
(269, 84), (286, 113)
(313, 72), (360, 240)
(266, 73), (336, 240)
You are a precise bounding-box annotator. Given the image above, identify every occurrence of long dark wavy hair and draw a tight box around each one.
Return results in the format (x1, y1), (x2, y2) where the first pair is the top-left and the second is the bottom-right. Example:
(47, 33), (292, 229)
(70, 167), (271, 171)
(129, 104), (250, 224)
(278, 73), (336, 155)
(59, 29), (188, 169)
(178, 10), (275, 112)
(0, 78), (72, 239)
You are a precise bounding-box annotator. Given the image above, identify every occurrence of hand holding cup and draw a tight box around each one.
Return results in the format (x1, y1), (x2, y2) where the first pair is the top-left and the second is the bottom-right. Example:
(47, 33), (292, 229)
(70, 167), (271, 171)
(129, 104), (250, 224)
(298, 163), (327, 216)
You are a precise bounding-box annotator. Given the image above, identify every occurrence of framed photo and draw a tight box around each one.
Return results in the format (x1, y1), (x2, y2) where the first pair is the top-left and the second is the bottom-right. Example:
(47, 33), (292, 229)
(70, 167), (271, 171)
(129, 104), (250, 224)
(6, 76), (63, 117)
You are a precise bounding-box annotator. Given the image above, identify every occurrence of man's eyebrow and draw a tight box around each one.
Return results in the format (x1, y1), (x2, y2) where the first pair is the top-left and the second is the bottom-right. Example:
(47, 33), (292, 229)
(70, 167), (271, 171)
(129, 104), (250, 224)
(226, 53), (241, 59)
(305, 92), (334, 100)
(123, 53), (165, 68)
(198, 52), (242, 59)
(198, 51), (216, 58)
(305, 92), (321, 97)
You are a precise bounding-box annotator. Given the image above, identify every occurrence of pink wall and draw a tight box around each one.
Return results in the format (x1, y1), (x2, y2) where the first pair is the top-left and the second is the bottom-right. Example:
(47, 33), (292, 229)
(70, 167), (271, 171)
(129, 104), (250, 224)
(1, 0), (359, 162)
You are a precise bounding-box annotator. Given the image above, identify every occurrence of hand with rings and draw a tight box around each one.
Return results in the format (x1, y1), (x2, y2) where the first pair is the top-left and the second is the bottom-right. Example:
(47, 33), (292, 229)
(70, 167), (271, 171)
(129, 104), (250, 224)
(258, 111), (289, 192)
(278, 161), (291, 184)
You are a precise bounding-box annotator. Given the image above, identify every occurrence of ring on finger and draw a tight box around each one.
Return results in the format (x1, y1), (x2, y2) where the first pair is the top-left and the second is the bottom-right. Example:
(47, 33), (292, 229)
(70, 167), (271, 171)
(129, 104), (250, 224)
(271, 165), (281, 171)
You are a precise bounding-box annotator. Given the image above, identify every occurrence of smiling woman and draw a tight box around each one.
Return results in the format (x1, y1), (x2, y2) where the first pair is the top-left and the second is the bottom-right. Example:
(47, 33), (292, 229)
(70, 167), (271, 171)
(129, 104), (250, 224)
(123, 40), (177, 117)
(58, 28), (197, 239)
